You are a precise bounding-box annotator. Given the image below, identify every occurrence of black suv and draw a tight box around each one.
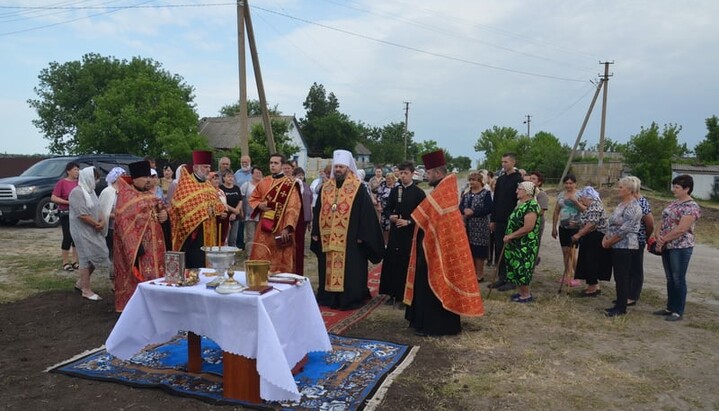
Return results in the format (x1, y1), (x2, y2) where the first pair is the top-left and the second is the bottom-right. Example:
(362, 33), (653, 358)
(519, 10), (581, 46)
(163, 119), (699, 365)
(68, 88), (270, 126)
(0, 154), (143, 228)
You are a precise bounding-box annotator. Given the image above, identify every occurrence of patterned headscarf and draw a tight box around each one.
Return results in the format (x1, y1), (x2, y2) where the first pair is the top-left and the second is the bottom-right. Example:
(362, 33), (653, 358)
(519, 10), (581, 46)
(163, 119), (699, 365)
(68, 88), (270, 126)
(577, 186), (601, 201)
(518, 181), (536, 197)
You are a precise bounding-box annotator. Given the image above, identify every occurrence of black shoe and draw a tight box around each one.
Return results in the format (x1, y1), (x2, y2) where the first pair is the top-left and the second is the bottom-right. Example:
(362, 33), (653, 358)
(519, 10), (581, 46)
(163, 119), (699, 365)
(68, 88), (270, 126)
(497, 283), (517, 292)
(384, 297), (395, 306)
(612, 299), (636, 306)
(652, 309), (672, 316)
(488, 280), (506, 289)
(604, 308), (626, 317)
(580, 289), (601, 297)
(665, 313), (682, 322)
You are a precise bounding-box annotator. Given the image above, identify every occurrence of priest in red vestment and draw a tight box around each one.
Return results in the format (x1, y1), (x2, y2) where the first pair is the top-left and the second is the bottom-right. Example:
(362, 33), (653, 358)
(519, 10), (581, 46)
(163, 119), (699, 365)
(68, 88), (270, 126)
(113, 161), (168, 312)
(404, 150), (484, 336)
(248, 153), (302, 273)
(170, 150), (227, 268)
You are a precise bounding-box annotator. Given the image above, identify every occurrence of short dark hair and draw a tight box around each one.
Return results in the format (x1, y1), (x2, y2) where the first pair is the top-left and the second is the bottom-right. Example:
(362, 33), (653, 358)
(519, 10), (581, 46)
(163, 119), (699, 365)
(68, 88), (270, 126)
(251, 166), (263, 174)
(672, 174), (694, 195)
(292, 167), (305, 176)
(65, 161), (80, 172)
(269, 153), (285, 162)
(502, 152), (517, 161)
(397, 161), (415, 172)
(282, 160), (294, 168)
(530, 170), (544, 185)
(563, 174), (577, 183)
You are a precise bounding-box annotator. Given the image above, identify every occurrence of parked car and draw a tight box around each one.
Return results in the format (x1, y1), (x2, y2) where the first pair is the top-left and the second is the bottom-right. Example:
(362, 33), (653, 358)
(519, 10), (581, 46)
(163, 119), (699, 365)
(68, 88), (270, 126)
(413, 165), (426, 182)
(362, 165), (394, 182)
(0, 154), (143, 228)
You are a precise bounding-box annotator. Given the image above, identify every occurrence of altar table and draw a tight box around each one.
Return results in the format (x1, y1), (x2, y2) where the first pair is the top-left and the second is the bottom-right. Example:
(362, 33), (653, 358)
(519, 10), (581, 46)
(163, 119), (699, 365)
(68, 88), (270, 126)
(105, 271), (332, 402)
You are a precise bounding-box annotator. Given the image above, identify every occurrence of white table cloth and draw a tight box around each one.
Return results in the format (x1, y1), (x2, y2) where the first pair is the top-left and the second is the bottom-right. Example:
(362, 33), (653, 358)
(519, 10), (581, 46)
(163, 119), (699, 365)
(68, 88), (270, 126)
(105, 270), (332, 402)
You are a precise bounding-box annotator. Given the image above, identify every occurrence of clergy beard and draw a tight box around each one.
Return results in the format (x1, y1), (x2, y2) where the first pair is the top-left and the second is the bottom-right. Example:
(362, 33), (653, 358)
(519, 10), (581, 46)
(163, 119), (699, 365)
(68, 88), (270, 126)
(194, 173), (206, 182)
(335, 174), (345, 188)
(429, 176), (444, 187)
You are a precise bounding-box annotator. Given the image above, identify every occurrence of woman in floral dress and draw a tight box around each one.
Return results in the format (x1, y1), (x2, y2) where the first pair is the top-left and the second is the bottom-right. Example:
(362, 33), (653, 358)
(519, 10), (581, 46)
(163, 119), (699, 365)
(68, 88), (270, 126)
(376, 172), (398, 244)
(503, 181), (541, 302)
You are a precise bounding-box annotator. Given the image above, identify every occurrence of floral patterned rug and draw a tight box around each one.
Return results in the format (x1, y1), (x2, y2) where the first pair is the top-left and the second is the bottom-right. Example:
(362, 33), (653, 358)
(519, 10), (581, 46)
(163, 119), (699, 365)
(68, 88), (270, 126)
(49, 333), (415, 411)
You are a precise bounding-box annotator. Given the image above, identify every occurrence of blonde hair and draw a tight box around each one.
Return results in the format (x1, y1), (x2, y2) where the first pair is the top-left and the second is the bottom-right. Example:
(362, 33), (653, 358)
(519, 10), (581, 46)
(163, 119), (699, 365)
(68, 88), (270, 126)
(618, 176), (640, 194)
(468, 171), (484, 185)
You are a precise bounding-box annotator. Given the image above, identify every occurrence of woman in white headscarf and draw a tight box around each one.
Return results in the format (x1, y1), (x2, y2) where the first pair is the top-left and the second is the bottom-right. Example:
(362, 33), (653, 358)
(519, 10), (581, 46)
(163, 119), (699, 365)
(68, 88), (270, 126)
(98, 167), (125, 265)
(69, 166), (111, 301)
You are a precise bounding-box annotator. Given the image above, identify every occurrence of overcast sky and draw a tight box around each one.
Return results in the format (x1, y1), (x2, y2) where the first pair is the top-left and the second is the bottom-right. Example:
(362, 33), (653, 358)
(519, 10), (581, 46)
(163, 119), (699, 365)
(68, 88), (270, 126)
(1, 0), (717, 162)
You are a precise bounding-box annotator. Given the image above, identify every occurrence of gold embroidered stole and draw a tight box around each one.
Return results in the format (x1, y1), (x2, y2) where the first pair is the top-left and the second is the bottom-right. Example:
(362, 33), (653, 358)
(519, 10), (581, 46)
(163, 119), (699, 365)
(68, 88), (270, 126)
(170, 168), (225, 250)
(318, 173), (361, 292)
(262, 176), (296, 233)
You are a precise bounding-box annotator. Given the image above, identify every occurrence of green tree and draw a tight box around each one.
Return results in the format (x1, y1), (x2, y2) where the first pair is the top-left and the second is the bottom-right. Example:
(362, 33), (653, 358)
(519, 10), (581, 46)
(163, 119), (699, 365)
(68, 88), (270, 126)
(28, 53), (205, 159)
(415, 139), (441, 164)
(360, 122), (416, 165)
(624, 122), (689, 190)
(245, 119), (299, 175)
(522, 131), (569, 178)
(218, 99), (281, 117)
(299, 83), (358, 157)
(695, 115), (719, 162)
(474, 126), (522, 169)
(452, 155), (472, 171)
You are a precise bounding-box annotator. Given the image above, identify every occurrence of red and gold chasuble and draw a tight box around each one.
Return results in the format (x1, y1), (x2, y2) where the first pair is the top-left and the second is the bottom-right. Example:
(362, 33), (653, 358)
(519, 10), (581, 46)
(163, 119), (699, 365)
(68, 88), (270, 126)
(113, 178), (166, 312)
(403, 174), (484, 316)
(318, 173), (361, 292)
(170, 167), (226, 251)
(248, 176), (301, 273)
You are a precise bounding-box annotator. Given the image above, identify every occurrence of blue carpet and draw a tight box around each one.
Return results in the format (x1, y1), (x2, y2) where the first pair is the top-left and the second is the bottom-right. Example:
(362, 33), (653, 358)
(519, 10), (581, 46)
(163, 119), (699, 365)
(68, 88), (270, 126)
(50, 334), (412, 410)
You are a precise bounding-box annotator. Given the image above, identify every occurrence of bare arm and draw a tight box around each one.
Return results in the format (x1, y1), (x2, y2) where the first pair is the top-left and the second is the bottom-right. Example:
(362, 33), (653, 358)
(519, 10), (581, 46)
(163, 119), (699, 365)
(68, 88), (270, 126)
(504, 212), (538, 242)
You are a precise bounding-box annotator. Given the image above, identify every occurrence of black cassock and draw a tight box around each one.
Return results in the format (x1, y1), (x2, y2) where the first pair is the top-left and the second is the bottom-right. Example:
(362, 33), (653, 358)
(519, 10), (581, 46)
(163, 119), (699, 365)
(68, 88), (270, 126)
(405, 229), (462, 336)
(311, 182), (385, 310)
(379, 183), (426, 300)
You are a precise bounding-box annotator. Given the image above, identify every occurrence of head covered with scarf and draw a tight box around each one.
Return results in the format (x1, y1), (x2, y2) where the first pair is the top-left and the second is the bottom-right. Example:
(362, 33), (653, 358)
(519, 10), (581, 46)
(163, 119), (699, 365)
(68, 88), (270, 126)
(577, 186), (601, 202)
(518, 180), (537, 198)
(105, 167), (125, 185)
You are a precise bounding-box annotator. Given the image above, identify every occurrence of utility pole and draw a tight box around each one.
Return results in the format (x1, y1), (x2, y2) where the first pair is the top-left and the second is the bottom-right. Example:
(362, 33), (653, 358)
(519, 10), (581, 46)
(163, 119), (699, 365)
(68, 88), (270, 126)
(235, 0), (276, 155)
(236, 0), (248, 155)
(403, 101), (411, 160)
(559, 79), (605, 185)
(523, 114), (532, 138)
(597, 61), (614, 167)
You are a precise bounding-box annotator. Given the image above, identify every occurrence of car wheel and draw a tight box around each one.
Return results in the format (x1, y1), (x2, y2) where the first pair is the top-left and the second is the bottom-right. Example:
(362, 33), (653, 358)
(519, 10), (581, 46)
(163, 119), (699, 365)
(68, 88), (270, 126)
(35, 197), (60, 228)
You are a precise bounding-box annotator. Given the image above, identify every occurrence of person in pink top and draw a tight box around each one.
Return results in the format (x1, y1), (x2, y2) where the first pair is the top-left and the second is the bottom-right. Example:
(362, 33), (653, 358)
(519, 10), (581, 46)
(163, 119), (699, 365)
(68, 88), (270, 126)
(51, 161), (80, 271)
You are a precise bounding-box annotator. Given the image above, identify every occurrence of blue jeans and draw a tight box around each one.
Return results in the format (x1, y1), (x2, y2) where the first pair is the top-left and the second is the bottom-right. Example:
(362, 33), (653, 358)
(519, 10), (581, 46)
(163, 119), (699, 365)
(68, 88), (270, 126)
(661, 247), (693, 316)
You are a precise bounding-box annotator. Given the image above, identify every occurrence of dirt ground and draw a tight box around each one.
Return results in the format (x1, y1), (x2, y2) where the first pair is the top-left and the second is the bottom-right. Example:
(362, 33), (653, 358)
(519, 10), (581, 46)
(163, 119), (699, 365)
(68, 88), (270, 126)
(1, 192), (719, 410)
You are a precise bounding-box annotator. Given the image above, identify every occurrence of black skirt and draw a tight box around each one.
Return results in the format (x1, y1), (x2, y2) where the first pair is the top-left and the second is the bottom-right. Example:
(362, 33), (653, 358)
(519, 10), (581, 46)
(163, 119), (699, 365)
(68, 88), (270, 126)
(574, 230), (612, 282)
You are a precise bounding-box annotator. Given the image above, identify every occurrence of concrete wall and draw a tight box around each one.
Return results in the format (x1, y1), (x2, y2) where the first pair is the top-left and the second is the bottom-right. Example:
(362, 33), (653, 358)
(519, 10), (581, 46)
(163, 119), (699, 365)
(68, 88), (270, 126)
(671, 171), (717, 200)
(569, 161), (625, 187)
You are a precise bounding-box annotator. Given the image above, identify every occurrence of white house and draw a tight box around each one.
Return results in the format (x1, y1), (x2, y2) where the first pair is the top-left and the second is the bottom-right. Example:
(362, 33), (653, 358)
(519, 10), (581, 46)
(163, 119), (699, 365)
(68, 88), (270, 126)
(671, 163), (719, 200)
(198, 115), (308, 170)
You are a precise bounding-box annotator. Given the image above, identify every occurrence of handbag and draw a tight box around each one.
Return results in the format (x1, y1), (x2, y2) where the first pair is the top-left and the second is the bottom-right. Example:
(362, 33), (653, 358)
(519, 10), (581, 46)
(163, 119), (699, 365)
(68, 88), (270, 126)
(260, 209), (276, 233)
(646, 237), (662, 256)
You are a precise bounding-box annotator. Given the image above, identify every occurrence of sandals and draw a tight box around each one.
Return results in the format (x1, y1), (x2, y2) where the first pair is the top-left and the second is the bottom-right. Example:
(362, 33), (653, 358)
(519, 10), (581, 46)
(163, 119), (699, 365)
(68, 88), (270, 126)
(82, 293), (102, 301)
(63, 263), (74, 271)
(72, 262), (79, 270)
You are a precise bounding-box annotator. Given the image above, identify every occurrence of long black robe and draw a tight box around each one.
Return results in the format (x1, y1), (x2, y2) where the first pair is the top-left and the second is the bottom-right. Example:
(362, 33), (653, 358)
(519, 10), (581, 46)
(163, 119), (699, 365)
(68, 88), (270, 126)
(379, 183), (426, 300)
(311, 181), (385, 310)
(404, 229), (462, 336)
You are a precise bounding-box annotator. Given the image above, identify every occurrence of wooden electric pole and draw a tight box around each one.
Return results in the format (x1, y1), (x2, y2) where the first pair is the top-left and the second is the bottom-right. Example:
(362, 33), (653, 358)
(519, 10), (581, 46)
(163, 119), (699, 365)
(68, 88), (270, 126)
(236, 0), (248, 155)
(523, 114), (532, 138)
(236, 0), (276, 155)
(403, 101), (410, 160)
(597, 61), (613, 167)
(559, 79), (604, 186)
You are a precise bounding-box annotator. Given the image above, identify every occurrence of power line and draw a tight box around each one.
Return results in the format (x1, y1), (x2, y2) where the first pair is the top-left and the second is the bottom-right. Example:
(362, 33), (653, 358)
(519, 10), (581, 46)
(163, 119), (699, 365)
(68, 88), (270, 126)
(251, 5), (589, 83)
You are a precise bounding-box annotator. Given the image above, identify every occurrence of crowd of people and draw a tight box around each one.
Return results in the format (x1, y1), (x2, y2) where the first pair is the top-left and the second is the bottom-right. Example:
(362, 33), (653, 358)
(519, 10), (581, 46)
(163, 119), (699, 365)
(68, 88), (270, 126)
(52, 148), (702, 328)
